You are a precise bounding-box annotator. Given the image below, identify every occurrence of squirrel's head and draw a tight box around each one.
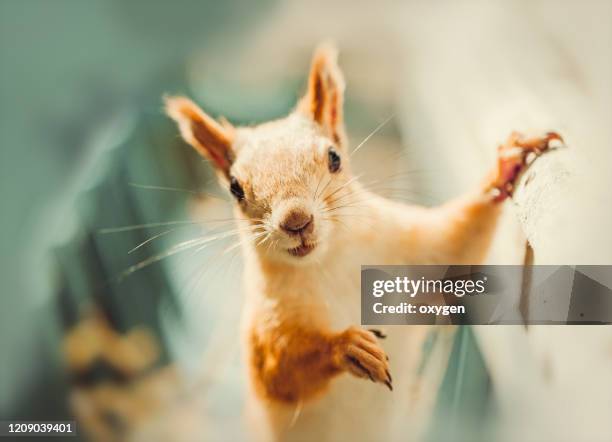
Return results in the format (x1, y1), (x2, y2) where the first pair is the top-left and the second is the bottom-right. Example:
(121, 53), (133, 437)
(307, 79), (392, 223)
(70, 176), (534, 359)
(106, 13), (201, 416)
(166, 44), (354, 263)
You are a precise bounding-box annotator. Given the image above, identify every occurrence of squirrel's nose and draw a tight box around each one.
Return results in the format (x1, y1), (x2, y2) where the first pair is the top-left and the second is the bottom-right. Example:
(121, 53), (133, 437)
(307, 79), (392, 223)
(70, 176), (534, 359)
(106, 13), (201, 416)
(280, 211), (314, 235)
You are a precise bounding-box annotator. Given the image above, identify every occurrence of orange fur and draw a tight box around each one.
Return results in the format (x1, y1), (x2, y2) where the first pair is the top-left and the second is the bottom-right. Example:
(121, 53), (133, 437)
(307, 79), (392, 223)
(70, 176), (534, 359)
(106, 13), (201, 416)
(248, 321), (393, 404)
(249, 326), (340, 403)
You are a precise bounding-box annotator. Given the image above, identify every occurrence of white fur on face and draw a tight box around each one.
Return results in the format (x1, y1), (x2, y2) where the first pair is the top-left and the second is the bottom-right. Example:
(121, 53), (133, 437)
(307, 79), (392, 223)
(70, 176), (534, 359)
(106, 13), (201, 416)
(229, 114), (351, 263)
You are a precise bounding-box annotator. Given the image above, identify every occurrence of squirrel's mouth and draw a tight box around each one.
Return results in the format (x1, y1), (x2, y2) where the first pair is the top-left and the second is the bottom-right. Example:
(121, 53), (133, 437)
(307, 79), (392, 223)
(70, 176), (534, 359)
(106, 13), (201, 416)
(287, 241), (316, 257)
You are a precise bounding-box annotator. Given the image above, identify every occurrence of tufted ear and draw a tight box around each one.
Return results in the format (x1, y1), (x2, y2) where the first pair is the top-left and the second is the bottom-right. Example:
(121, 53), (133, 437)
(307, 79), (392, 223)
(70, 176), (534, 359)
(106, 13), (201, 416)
(298, 44), (346, 146)
(165, 96), (235, 180)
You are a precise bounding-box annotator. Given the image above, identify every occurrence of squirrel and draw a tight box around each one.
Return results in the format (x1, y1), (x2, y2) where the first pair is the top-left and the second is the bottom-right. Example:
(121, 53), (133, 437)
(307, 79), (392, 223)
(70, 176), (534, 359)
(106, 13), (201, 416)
(165, 44), (562, 441)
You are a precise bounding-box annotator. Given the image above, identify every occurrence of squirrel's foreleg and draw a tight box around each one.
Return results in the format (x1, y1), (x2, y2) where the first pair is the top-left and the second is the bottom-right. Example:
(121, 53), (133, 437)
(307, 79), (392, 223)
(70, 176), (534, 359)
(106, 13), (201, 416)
(419, 131), (563, 264)
(248, 325), (391, 404)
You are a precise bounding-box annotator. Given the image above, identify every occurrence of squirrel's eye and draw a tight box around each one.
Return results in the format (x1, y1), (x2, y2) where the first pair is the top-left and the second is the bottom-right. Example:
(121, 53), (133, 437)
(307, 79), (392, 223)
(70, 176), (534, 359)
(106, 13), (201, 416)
(229, 176), (245, 201)
(328, 147), (341, 173)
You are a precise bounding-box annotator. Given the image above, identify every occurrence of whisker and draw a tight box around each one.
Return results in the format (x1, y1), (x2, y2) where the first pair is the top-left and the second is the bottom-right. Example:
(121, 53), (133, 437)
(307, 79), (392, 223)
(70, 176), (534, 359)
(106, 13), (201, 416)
(326, 196), (370, 212)
(256, 230), (273, 247)
(361, 185), (436, 203)
(128, 228), (179, 254)
(129, 182), (231, 202)
(118, 236), (213, 280)
(128, 221), (262, 256)
(323, 216), (351, 233)
(100, 220), (200, 234)
(266, 237), (279, 255)
(327, 214), (377, 230)
(342, 173), (437, 203)
(312, 172), (326, 202)
(192, 225), (263, 254)
(119, 221), (263, 279)
(324, 185), (376, 207)
(350, 114), (395, 157)
(129, 182), (198, 195)
(100, 219), (234, 234)
(223, 230), (269, 255)
(324, 210), (370, 220)
(100, 217), (262, 234)
(180, 246), (240, 305)
(322, 174), (363, 202)
(315, 175), (335, 201)
(222, 240), (246, 256)
(323, 194), (379, 212)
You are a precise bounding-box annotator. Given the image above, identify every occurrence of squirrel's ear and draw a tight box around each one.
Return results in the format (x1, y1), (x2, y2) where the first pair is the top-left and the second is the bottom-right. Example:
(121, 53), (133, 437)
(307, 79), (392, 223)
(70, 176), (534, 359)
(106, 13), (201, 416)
(298, 44), (346, 146)
(165, 96), (235, 179)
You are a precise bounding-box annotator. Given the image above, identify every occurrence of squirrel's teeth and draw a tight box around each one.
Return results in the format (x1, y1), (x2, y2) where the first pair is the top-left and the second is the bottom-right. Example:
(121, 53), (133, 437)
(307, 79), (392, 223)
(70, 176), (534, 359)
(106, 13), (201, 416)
(287, 242), (316, 257)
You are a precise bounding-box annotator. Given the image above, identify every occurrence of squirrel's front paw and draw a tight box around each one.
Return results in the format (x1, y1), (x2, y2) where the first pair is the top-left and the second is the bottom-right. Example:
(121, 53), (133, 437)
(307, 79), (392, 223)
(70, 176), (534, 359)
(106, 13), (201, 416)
(490, 131), (564, 202)
(333, 326), (392, 391)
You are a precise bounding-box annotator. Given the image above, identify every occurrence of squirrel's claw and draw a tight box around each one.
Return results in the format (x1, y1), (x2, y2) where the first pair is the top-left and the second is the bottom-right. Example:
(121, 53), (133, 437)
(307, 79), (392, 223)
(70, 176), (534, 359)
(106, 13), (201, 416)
(489, 130), (564, 202)
(336, 326), (393, 391)
(511, 130), (564, 152)
(367, 328), (387, 339)
(384, 380), (393, 391)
